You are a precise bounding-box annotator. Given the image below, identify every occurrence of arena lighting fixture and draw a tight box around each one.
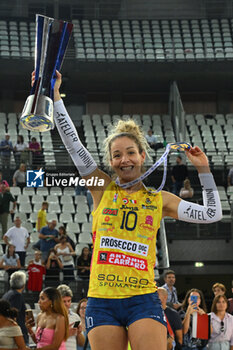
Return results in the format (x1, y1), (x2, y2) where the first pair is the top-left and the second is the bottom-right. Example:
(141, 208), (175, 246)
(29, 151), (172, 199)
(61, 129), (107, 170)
(60, 93), (66, 97)
(194, 262), (204, 267)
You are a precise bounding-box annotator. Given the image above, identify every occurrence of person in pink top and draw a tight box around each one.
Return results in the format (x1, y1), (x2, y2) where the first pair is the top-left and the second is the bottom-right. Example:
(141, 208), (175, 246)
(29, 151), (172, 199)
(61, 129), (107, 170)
(0, 171), (9, 192)
(26, 287), (69, 350)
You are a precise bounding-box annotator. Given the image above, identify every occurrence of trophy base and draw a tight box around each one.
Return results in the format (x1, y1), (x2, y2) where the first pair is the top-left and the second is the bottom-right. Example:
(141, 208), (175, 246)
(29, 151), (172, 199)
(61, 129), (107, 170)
(20, 95), (54, 132)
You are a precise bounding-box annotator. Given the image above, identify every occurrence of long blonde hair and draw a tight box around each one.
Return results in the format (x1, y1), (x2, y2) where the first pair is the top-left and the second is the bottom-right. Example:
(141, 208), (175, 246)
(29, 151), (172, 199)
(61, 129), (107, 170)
(103, 119), (150, 166)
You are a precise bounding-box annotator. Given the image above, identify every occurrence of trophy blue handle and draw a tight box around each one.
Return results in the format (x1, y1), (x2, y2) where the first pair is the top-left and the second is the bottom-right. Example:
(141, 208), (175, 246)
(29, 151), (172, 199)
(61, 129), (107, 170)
(31, 15), (73, 101)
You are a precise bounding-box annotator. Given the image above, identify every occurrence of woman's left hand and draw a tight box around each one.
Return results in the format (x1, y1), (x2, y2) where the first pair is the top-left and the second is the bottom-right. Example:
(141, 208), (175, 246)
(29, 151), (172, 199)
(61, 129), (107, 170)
(185, 146), (210, 173)
(69, 324), (77, 337)
(197, 306), (205, 315)
(77, 324), (83, 335)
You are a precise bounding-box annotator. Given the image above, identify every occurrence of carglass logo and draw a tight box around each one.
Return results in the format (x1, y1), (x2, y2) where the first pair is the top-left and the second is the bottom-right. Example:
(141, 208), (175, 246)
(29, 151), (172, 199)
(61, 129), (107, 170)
(26, 168), (45, 188)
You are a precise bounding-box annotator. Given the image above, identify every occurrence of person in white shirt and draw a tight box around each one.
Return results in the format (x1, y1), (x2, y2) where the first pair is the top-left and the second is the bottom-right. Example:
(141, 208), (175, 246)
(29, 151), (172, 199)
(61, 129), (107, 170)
(57, 284), (85, 350)
(3, 217), (30, 267)
(13, 135), (28, 167)
(208, 294), (233, 350)
(12, 163), (26, 189)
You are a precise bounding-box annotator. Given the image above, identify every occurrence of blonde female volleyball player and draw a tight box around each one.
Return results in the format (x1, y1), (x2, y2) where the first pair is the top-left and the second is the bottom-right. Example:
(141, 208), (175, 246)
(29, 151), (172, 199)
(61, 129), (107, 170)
(32, 71), (222, 350)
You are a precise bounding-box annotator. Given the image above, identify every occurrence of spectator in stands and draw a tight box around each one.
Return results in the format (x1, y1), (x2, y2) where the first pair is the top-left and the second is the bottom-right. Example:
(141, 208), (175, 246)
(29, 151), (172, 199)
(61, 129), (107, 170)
(3, 216), (30, 267)
(227, 166), (233, 187)
(27, 250), (44, 266)
(0, 171), (9, 190)
(39, 220), (59, 262)
(227, 280), (233, 315)
(55, 235), (76, 281)
(75, 183), (87, 196)
(86, 189), (93, 211)
(58, 226), (75, 251)
(77, 247), (91, 280)
(77, 298), (90, 350)
(45, 248), (63, 286)
(57, 284), (85, 349)
(0, 299), (26, 350)
(162, 269), (181, 310)
(171, 155), (188, 195)
(179, 288), (208, 350)
(208, 294), (233, 350)
(0, 244), (21, 278)
(0, 133), (13, 174)
(28, 137), (42, 167)
(157, 287), (183, 350)
(2, 271), (28, 344)
(26, 287), (69, 350)
(212, 283), (226, 297)
(36, 201), (48, 232)
(145, 128), (164, 151)
(12, 163), (26, 189)
(77, 247), (91, 298)
(27, 251), (45, 292)
(13, 135), (28, 168)
(179, 179), (194, 199)
(32, 201), (49, 251)
(0, 183), (16, 239)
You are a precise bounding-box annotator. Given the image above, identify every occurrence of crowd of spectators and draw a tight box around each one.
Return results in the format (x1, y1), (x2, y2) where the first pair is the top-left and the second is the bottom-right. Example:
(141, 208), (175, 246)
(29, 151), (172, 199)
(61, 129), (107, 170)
(0, 131), (233, 349)
(0, 269), (233, 350)
(158, 271), (233, 350)
(0, 133), (44, 185)
(0, 180), (92, 289)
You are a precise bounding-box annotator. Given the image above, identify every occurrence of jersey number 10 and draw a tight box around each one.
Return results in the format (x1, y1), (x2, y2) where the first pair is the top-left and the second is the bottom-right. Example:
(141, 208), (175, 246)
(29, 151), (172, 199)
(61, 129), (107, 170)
(120, 211), (137, 231)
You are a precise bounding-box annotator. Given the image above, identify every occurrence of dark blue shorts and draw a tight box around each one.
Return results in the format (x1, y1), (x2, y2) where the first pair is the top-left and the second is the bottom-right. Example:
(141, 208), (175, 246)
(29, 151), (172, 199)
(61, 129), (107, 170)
(85, 292), (167, 333)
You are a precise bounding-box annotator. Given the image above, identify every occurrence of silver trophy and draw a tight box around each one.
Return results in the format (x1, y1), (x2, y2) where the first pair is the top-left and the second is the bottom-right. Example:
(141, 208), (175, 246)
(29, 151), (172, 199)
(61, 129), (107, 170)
(20, 14), (73, 132)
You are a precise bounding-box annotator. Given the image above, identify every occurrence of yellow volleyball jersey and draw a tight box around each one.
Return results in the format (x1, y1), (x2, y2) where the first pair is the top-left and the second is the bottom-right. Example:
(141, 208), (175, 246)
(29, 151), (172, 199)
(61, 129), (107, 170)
(88, 181), (163, 299)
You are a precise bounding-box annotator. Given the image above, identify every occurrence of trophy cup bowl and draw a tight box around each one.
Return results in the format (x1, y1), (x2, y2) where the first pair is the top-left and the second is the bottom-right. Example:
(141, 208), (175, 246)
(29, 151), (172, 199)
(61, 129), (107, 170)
(20, 95), (54, 132)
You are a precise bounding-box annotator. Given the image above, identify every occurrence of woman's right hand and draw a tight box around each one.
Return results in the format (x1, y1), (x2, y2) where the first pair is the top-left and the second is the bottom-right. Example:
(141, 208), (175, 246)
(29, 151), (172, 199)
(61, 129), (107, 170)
(31, 70), (62, 102)
(25, 319), (33, 332)
(53, 70), (62, 102)
(54, 70), (62, 93)
(187, 302), (197, 315)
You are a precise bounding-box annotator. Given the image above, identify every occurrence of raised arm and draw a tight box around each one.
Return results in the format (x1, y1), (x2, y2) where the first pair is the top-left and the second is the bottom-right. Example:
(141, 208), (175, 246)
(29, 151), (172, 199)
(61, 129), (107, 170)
(32, 71), (111, 209)
(162, 146), (222, 224)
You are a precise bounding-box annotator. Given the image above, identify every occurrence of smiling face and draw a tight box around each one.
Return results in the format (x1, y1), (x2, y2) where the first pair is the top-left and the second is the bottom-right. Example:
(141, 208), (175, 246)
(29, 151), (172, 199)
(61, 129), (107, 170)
(38, 292), (52, 312)
(110, 136), (145, 183)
